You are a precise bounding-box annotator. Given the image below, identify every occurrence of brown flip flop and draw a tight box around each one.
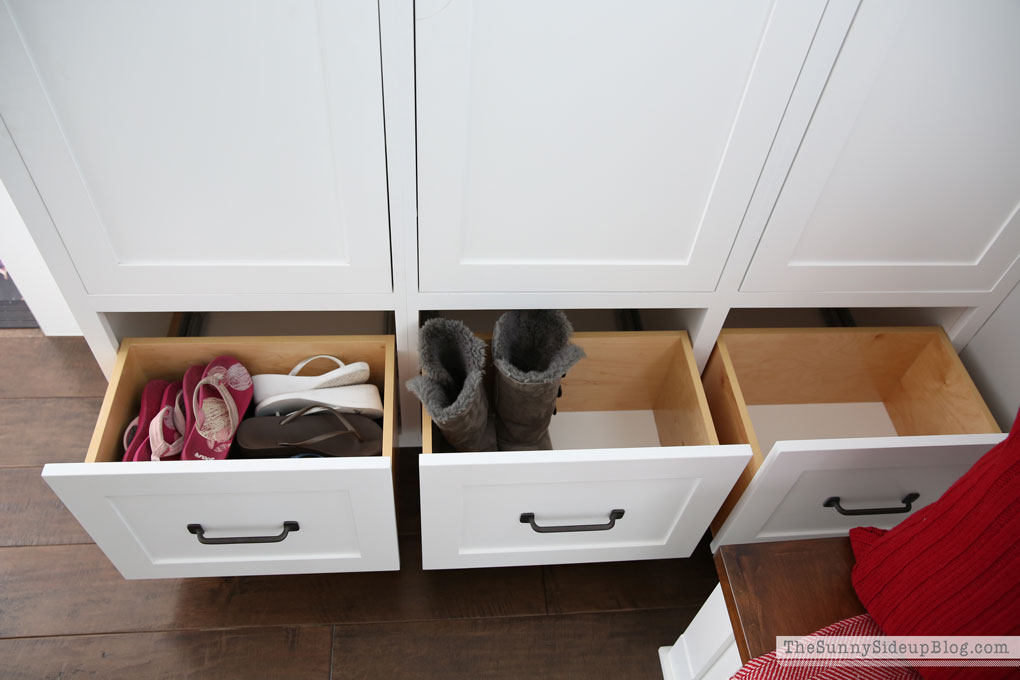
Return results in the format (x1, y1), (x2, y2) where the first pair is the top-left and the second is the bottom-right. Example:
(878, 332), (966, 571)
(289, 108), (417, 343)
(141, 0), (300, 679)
(236, 405), (383, 458)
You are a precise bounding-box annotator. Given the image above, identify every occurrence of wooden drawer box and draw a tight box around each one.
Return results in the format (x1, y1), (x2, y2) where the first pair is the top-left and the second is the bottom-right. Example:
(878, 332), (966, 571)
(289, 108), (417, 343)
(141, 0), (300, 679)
(705, 328), (1003, 550)
(419, 331), (752, 570)
(42, 336), (399, 579)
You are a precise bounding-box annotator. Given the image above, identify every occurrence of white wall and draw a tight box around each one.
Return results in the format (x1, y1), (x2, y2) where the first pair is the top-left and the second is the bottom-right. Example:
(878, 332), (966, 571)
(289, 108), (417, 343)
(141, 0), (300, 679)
(961, 280), (1020, 430)
(0, 178), (80, 335)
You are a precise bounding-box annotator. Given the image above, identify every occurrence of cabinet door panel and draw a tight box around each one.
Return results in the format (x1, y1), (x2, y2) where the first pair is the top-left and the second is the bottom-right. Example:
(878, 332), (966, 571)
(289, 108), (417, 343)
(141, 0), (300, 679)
(416, 0), (823, 293)
(0, 0), (390, 296)
(743, 0), (1020, 293)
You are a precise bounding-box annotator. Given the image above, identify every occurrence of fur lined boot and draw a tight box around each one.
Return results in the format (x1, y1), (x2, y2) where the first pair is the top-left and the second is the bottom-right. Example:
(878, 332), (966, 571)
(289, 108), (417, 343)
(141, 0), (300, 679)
(407, 319), (496, 452)
(491, 311), (585, 451)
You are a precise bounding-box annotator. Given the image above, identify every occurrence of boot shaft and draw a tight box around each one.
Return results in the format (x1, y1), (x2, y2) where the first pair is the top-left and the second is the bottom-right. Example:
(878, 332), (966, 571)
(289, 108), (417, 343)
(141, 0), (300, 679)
(408, 318), (496, 452)
(492, 311), (585, 451)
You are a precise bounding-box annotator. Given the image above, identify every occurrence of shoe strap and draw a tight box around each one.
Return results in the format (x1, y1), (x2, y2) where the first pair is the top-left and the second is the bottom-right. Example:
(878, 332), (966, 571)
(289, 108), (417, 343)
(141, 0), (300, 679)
(149, 408), (182, 460)
(149, 389), (187, 460)
(192, 375), (240, 443)
(289, 355), (345, 376)
(122, 415), (139, 451)
(174, 388), (187, 432)
(279, 404), (365, 444)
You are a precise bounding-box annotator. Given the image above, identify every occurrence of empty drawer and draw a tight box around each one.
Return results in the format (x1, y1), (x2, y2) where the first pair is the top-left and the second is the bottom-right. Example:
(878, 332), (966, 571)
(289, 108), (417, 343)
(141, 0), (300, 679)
(42, 336), (399, 579)
(419, 331), (751, 570)
(704, 328), (1003, 550)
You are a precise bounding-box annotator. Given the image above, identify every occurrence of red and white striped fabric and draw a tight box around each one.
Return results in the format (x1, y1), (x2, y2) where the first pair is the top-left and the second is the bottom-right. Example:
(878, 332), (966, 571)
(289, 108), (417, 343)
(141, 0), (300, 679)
(730, 614), (921, 680)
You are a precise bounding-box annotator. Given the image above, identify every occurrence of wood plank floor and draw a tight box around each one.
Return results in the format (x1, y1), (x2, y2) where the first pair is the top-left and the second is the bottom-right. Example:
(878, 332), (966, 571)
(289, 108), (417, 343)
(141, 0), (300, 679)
(0, 334), (718, 679)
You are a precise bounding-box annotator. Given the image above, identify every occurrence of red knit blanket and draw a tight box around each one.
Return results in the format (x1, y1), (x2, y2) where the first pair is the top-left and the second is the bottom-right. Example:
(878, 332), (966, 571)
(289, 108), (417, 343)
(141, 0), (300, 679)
(731, 614), (922, 680)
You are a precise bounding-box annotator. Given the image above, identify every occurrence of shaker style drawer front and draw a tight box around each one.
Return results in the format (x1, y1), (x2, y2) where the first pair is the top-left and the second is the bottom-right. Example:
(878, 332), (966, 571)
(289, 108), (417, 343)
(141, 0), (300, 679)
(419, 331), (751, 569)
(42, 335), (399, 579)
(420, 446), (750, 570)
(709, 434), (1005, 551)
(44, 459), (398, 579)
(703, 327), (1002, 549)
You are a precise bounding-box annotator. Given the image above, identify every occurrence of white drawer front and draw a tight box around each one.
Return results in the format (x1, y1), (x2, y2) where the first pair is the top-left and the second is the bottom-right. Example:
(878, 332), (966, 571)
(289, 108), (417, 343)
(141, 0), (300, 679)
(42, 458), (399, 578)
(419, 445), (751, 570)
(711, 433), (1006, 551)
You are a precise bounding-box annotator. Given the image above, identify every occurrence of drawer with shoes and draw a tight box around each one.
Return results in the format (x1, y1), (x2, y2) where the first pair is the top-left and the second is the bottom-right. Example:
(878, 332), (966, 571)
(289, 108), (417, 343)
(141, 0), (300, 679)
(42, 336), (399, 579)
(416, 313), (752, 570)
(705, 328), (1004, 550)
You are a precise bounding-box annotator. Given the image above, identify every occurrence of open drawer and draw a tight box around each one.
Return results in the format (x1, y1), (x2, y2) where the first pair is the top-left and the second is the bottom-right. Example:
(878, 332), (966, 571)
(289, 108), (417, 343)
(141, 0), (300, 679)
(419, 331), (751, 570)
(705, 328), (1004, 551)
(42, 336), (399, 579)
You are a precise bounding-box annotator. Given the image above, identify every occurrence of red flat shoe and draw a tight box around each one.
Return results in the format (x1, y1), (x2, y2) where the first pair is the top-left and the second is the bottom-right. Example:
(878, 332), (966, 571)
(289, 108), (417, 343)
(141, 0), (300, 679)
(122, 379), (169, 462)
(182, 356), (253, 460)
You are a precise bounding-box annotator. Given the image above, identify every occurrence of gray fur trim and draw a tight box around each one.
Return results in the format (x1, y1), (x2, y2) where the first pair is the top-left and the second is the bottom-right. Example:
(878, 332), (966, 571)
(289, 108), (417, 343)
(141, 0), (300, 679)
(406, 318), (487, 422)
(491, 310), (585, 384)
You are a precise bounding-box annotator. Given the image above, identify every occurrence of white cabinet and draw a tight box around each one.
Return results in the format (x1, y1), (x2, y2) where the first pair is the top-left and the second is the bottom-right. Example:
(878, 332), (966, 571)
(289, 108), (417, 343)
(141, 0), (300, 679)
(743, 0), (1020, 294)
(415, 0), (826, 293)
(0, 0), (391, 297)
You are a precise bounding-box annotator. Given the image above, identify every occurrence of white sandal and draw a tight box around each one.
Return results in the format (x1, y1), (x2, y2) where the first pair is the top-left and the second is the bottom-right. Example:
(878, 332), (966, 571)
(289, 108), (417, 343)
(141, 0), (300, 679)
(252, 355), (370, 404)
(253, 384), (384, 419)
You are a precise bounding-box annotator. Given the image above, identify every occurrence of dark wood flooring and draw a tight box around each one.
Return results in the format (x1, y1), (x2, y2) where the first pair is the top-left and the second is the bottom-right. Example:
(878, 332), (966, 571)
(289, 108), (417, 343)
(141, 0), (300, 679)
(0, 273), (37, 329)
(0, 333), (718, 679)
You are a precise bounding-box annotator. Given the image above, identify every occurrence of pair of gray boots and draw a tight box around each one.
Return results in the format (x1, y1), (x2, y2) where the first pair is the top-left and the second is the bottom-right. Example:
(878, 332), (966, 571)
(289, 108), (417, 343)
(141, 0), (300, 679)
(408, 311), (585, 452)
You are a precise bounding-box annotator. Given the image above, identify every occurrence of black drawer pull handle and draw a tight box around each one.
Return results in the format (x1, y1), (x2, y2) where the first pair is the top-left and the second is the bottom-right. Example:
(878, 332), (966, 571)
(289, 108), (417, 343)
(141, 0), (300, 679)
(823, 493), (920, 516)
(520, 509), (625, 533)
(187, 521), (300, 545)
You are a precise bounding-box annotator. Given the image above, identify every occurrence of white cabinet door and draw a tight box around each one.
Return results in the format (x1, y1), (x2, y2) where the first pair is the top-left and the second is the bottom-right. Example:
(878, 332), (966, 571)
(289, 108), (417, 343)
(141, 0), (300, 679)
(415, 0), (826, 293)
(0, 1), (391, 296)
(419, 445), (751, 569)
(743, 0), (1020, 293)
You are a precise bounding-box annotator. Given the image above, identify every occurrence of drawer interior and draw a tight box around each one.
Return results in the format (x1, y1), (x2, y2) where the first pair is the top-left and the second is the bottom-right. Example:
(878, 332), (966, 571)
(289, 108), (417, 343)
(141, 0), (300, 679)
(704, 327), (1000, 528)
(423, 331), (718, 453)
(86, 336), (395, 463)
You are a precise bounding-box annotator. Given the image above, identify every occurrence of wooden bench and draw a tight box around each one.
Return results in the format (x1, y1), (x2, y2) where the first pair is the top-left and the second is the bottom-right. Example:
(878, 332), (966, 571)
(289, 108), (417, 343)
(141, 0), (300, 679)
(660, 538), (865, 679)
(715, 538), (865, 662)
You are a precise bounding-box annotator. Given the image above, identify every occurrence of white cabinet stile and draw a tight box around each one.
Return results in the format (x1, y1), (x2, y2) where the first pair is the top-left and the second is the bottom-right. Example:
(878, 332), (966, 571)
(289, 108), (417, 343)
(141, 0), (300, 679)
(659, 584), (741, 680)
